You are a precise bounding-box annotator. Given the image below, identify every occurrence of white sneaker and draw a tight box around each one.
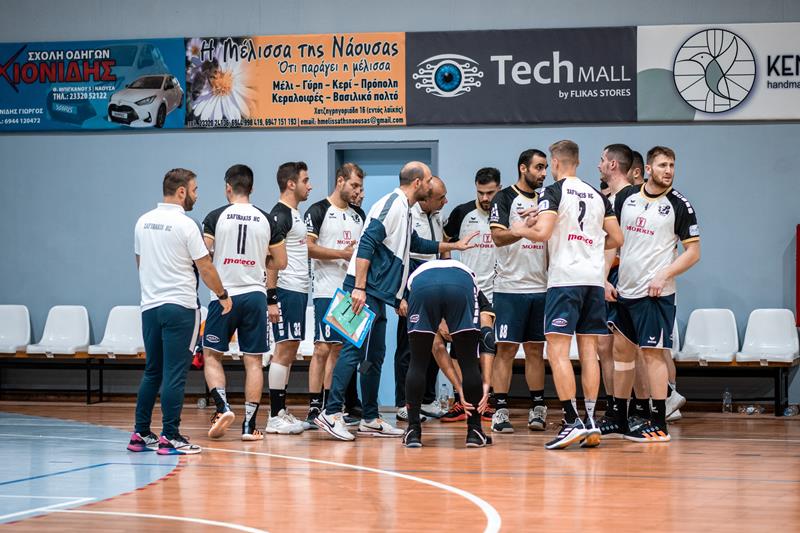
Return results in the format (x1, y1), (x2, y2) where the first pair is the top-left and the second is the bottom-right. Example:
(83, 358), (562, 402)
(421, 401), (446, 418)
(358, 418), (404, 437)
(265, 409), (305, 435)
(491, 408), (514, 433)
(396, 406), (428, 423)
(666, 408), (683, 422)
(528, 405), (547, 431)
(666, 390), (686, 417)
(314, 411), (355, 441)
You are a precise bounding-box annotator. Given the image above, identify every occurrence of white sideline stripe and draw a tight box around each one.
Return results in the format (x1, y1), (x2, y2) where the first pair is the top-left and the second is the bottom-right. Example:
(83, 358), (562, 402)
(0, 495), (91, 500)
(0, 497), (94, 521)
(206, 446), (502, 533)
(55, 510), (268, 533)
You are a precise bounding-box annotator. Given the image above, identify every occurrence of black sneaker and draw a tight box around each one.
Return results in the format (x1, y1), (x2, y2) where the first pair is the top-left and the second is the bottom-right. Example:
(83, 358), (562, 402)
(627, 415), (648, 433)
(402, 424), (423, 448)
(580, 416), (602, 448)
(544, 419), (588, 450)
(598, 414), (626, 437)
(303, 406), (321, 430)
(624, 420), (671, 443)
(466, 426), (493, 448)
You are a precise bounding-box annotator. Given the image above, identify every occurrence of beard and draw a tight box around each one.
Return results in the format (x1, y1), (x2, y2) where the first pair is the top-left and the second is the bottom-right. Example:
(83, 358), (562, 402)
(183, 195), (195, 211)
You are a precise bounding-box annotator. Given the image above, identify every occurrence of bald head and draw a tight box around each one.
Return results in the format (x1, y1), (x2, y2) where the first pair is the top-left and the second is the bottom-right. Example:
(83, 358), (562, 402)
(399, 161), (430, 186)
(419, 176), (448, 214)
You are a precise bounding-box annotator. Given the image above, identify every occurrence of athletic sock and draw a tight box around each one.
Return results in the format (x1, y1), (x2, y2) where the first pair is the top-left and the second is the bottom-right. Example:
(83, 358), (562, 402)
(651, 399), (667, 427)
(604, 393), (614, 412)
(530, 389), (545, 408)
(612, 397), (629, 425)
(562, 399), (579, 423)
(631, 397), (651, 419)
(269, 389), (286, 417)
(495, 393), (509, 410)
(310, 390), (323, 410)
(244, 402), (259, 431)
(453, 390), (462, 405)
(584, 398), (597, 420)
(210, 387), (229, 413)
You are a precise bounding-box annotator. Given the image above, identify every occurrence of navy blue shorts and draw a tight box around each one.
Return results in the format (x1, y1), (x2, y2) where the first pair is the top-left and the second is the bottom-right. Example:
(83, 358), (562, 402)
(493, 291), (546, 344)
(612, 294), (676, 349)
(271, 288), (308, 343)
(313, 297), (344, 344)
(606, 266), (620, 331)
(204, 291), (268, 354)
(544, 285), (608, 336)
(407, 268), (478, 335)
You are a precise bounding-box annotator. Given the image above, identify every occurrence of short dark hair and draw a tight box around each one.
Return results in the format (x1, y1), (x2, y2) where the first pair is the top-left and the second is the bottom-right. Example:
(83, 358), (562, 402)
(399, 162), (426, 186)
(475, 167), (501, 185)
(336, 162), (364, 182)
(517, 149), (547, 177)
(549, 140), (579, 164)
(604, 143), (633, 174)
(630, 150), (644, 175)
(224, 164), (253, 195)
(163, 168), (196, 196)
(646, 146), (676, 165)
(276, 161), (308, 192)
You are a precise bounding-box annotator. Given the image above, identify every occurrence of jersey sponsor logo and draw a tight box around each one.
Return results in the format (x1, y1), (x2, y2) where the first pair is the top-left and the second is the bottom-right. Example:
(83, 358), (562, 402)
(482, 233), (492, 244)
(689, 224), (699, 236)
(538, 199), (549, 211)
(567, 233), (594, 245)
(521, 242), (545, 250)
(626, 223), (655, 236)
(658, 204), (671, 216)
(409, 314), (420, 324)
(205, 334), (220, 343)
(223, 257), (257, 266)
(551, 318), (568, 327)
(343, 230), (352, 240)
(635, 216), (647, 228)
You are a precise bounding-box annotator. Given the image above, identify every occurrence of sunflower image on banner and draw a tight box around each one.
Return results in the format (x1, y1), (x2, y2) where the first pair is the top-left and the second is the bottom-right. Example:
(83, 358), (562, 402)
(184, 33), (405, 128)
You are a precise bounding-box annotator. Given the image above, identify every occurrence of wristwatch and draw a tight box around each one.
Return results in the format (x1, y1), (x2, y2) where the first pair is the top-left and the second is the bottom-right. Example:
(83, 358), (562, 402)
(217, 289), (229, 301)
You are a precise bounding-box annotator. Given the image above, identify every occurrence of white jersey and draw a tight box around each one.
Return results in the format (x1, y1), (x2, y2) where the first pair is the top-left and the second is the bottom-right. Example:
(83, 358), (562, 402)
(615, 185), (700, 298)
(489, 185), (548, 293)
(538, 177), (614, 288)
(409, 203), (443, 263)
(270, 201), (309, 293)
(305, 198), (365, 299)
(443, 200), (496, 300)
(202, 203), (283, 300)
(134, 203), (208, 311)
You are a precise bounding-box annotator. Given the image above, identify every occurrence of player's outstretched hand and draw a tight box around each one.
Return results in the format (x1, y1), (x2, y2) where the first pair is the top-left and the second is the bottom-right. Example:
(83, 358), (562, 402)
(268, 303), (280, 323)
(220, 297), (233, 315)
(454, 230), (480, 251)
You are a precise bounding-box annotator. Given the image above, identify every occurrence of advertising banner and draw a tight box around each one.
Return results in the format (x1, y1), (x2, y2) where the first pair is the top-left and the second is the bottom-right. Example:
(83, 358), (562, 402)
(184, 33), (406, 128)
(0, 39), (186, 131)
(405, 27), (637, 125)
(638, 23), (800, 121)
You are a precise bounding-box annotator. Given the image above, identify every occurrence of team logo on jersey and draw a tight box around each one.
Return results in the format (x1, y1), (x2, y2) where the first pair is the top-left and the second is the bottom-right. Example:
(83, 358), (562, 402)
(635, 216), (647, 228)
(551, 318), (568, 328)
(482, 233), (492, 244)
(409, 314), (420, 324)
(689, 224), (699, 236)
(352, 213), (361, 223)
(343, 230), (352, 240)
(672, 28), (756, 113)
(658, 205), (671, 216)
(413, 54), (483, 98)
(205, 334), (220, 343)
(489, 204), (499, 222)
(538, 200), (550, 211)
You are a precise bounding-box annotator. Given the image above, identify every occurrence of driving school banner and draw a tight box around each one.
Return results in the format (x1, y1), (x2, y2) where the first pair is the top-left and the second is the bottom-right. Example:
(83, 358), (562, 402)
(0, 38), (186, 131)
(184, 33), (406, 128)
(637, 23), (800, 121)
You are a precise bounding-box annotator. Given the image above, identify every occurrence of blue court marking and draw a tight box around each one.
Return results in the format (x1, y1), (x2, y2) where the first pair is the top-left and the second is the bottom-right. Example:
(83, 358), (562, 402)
(0, 412), (179, 524)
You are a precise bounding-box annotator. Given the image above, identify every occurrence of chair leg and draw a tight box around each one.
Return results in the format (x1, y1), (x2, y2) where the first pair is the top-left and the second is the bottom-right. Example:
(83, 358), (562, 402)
(86, 360), (92, 405)
(98, 359), (104, 403)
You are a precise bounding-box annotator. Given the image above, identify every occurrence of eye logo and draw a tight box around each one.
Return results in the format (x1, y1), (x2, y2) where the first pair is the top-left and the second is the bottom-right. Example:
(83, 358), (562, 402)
(413, 54), (483, 98)
(673, 28), (756, 113)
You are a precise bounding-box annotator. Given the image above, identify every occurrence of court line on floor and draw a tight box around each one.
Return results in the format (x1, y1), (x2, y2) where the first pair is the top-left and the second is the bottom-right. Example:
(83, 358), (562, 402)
(0, 497), (95, 522)
(53, 510), (268, 533)
(205, 446), (502, 533)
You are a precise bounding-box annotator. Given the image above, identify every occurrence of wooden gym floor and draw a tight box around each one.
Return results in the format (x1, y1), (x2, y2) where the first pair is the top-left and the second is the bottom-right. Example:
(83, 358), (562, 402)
(1, 402), (799, 532)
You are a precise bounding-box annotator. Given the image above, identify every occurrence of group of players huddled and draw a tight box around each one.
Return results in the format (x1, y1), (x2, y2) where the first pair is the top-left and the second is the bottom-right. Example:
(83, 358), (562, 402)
(129, 138), (698, 455)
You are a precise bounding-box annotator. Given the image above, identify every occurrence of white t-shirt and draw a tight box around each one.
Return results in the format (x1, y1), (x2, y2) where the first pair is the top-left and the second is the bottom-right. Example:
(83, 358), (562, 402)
(538, 177), (614, 288)
(134, 203), (209, 311)
(443, 200), (496, 300)
(304, 198), (365, 299)
(409, 203), (443, 263)
(202, 202), (284, 300)
(271, 201), (309, 293)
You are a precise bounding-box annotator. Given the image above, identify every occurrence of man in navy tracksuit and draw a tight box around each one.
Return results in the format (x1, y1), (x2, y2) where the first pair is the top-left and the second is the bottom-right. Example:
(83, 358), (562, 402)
(315, 162), (478, 441)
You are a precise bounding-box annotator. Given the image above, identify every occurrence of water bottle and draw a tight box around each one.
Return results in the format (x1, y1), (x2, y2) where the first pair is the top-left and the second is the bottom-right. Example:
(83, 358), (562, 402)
(783, 405), (799, 417)
(438, 383), (450, 412)
(722, 388), (732, 413)
(744, 404), (765, 415)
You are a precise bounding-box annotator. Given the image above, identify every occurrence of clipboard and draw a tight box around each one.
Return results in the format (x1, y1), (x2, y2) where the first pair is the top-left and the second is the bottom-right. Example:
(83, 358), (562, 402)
(322, 288), (376, 349)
